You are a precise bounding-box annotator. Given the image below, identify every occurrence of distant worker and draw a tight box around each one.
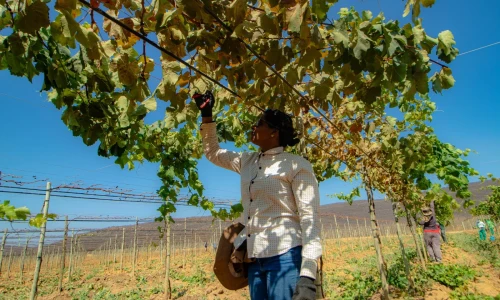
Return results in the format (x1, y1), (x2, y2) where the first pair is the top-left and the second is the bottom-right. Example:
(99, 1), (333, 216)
(419, 201), (442, 263)
(477, 219), (487, 241)
(486, 219), (496, 241)
(205, 241), (208, 252)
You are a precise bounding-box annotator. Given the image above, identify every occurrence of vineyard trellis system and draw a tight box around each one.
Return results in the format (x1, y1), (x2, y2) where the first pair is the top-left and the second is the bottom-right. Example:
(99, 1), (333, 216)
(0, 180), (495, 299)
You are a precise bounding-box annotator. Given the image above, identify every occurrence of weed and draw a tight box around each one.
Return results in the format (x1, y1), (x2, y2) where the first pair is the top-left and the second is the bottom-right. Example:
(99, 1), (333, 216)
(324, 268), (381, 299)
(85, 268), (99, 280)
(427, 264), (475, 289)
(149, 285), (164, 295)
(387, 249), (428, 297)
(449, 233), (500, 269)
(136, 275), (147, 285)
(71, 288), (89, 300)
(450, 286), (500, 300)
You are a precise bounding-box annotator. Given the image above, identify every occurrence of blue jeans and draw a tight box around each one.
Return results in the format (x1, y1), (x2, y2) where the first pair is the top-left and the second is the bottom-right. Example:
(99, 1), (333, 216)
(248, 246), (302, 300)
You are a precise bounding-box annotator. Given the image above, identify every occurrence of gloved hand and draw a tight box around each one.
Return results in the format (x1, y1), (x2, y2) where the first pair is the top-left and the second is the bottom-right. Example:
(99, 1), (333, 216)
(292, 277), (316, 300)
(193, 90), (215, 117)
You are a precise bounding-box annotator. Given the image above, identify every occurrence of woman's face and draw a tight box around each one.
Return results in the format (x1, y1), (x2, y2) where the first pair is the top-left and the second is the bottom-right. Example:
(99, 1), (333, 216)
(251, 116), (277, 148)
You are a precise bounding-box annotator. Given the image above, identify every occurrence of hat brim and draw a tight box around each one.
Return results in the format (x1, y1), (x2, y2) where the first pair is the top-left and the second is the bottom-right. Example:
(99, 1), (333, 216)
(213, 223), (249, 290)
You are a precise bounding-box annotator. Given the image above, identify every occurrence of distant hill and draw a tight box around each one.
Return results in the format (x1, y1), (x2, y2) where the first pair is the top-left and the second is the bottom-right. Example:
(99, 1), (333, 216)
(45, 180), (496, 252)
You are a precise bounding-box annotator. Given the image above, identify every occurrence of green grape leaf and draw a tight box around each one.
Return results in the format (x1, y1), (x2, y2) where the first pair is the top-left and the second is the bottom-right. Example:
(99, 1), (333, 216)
(354, 29), (371, 60)
(0, 6), (12, 30)
(16, 1), (50, 34)
(0, 200), (30, 221)
(227, 0), (247, 26)
(311, 0), (330, 22)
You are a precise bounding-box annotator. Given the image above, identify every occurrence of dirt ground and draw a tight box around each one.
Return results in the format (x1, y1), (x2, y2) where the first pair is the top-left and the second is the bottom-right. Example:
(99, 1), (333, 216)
(1, 232), (498, 299)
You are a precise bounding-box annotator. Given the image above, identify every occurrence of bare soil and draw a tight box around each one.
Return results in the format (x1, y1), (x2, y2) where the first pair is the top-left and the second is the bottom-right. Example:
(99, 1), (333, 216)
(1, 232), (498, 299)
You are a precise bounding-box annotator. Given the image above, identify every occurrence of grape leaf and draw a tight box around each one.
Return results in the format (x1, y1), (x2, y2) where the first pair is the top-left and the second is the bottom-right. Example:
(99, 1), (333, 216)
(16, 1), (50, 34)
(0, 200), (30, 221)
(437, 30), (459, 63)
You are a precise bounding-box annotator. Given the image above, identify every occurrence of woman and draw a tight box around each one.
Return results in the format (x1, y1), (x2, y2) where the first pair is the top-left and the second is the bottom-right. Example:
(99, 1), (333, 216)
(194, 91), (322, 300)
(419, 201), (442, 263)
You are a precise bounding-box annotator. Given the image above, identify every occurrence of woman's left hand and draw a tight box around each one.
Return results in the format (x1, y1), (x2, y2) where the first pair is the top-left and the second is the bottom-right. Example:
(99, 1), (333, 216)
(292, 276), (316, 300)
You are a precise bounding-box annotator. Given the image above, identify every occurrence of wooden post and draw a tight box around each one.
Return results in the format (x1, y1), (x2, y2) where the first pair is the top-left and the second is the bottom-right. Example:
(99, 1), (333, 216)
(407, 209), (427, 267)
(114, 234), (117, 264)
(183, 217), (187, 268)
(19, 237), (30, 284)
(418, 227), (428, 262)
(0, 228), (7, 276)
(67, 232), (74, 281)
(172, 233), (175, 260)
(120, 228), (125, 271)
(364, 218), (369, 237)
(194, 232), (197, 257)
(333, 215), (340, 248)
(133, 218), (138, 275)
(164, 214), (172, 299)
(7, 245), (13, 278)
(160, 239), (164, 266)
(30, 181), (52, 299)
(47, 246), (52, 269)
(392, 202), (415, 291)
(346, 216), (352, 238)
(108, 238), (112, 266)
(55, 248), (60, 271)
(356, 219), (364, 250)
(364, 178), (389, 300)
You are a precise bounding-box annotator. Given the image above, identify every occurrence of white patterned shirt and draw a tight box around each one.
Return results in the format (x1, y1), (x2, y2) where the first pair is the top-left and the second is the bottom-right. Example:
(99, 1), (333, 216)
(200, 122), (322, 279)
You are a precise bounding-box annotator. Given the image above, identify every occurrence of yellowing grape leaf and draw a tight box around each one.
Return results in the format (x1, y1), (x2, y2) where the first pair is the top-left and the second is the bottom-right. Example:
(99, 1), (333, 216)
(103, 14), (140, 49)
(437, 30), (459, 63)
(55, 0), (76, 12)
(286, 2), (305, 33)
(141, 97), (157, 112)
(110, 53), (140, 86)
(29, 213), (57, 228)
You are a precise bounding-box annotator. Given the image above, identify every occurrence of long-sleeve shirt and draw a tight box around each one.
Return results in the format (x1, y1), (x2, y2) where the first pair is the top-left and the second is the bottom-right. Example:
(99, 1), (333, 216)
(200, 122), (322, 279)
(419, 201), (439, 231)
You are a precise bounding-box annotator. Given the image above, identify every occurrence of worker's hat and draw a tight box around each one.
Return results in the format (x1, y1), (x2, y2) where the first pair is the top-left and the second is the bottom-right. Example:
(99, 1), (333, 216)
(213, 223), (249, 290)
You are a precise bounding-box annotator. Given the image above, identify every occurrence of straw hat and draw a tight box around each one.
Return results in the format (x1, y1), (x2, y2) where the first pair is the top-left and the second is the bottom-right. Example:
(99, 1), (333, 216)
(421, 206), (432, 216)
(213, 223), (249, 290)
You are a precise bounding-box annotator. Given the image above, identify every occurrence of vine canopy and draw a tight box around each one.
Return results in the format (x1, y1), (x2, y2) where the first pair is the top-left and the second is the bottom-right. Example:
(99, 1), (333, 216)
(0, 0), (465, 219)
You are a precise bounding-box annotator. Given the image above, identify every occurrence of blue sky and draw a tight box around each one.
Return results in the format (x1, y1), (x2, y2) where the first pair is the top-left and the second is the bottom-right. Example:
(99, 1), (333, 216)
(1, 0), (499, 236)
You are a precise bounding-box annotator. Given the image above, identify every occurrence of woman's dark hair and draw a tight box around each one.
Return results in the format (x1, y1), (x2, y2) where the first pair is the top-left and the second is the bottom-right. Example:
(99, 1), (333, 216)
(262, 109), (300, 147)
